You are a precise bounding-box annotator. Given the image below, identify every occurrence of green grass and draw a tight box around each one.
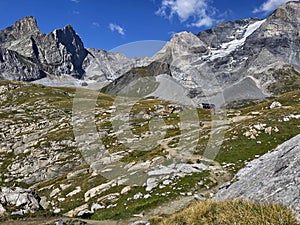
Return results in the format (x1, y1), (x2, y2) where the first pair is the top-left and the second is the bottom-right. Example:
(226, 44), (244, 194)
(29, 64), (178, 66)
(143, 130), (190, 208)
(215, 90), (300, 172)
(92, 171), (211, 220)
(121, 145), (167, 163)
(0, 80), (299, 222)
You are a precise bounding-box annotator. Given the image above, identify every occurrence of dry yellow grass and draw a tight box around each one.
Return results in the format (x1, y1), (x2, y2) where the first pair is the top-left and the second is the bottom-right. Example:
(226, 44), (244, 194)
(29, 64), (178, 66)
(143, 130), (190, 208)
(156, 200), (298, 225)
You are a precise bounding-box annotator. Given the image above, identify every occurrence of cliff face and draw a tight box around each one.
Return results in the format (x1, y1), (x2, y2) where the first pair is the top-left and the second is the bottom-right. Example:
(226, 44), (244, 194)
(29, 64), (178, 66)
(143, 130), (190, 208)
(0, 16), (146, 83)
(0, 16), (88, 80)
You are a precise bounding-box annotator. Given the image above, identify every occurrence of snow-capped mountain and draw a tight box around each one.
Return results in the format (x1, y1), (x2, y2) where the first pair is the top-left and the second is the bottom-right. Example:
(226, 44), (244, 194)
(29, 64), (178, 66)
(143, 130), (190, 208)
(150, 1), (300, 104)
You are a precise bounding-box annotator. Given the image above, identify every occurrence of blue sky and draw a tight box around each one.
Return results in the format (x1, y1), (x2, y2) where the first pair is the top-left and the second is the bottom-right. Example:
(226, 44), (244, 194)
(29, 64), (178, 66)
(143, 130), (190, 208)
(0, 0), (292, 56)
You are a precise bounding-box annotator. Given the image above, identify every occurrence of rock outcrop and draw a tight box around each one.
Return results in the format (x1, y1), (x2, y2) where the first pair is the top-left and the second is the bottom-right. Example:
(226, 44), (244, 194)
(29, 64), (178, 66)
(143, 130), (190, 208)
(0, 187), (42, 215)
(214, 134), (300, 221)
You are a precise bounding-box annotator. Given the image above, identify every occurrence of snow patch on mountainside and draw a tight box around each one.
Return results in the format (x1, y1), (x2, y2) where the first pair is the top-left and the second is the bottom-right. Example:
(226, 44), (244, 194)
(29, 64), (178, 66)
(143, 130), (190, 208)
(208, 19), (266, 60)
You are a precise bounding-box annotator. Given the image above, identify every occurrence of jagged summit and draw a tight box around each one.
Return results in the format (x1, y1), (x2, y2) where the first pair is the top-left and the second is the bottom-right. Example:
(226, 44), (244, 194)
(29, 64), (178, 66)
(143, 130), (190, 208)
(13, 16), (40, 34)
(0, 16), (149, 83)
(0, 16), (40, 44)
(0, 16), (88, 80)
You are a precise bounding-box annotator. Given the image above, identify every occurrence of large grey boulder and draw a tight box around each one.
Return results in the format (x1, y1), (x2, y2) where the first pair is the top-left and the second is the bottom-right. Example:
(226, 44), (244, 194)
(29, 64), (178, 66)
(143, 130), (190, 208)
(214, 134), (300, 221)
(0, 186), (42, 214)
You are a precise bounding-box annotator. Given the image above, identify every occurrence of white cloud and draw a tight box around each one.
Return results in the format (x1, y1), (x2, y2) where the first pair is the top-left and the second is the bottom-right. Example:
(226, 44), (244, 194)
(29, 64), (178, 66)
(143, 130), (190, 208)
(92, 22), (100, 28)
(70, 0), (80, 3)
(190, 16), (214, 27)
(109, 23), (125, 36)
(72, 10), (80, 15)
(253, 0), (291, 13)
(156, 0), (215, 27)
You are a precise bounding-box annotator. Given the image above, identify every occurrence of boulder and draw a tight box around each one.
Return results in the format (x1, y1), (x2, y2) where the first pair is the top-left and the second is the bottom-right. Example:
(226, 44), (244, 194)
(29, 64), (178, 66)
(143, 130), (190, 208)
(0, 187), (41, 214)
(270, 101), (282, 109)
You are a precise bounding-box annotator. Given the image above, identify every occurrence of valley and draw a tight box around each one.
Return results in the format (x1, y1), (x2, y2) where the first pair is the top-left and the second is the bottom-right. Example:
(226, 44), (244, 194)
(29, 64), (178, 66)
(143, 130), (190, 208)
(0, 1), (299, 224)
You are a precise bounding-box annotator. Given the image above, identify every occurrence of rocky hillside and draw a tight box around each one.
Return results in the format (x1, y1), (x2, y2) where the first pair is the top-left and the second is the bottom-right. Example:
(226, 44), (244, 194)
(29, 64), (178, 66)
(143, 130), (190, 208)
(0, 2), (300, 224)
(0, 79), (299, 224)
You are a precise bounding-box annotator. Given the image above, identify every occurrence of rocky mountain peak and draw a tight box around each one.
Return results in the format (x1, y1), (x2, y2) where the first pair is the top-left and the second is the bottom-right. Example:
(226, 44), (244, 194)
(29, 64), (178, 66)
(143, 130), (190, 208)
(0, 16), (40, 44)
(56, 24), (76, 36)
(53, 24), (87, 73)
(152, 31), (206, 64)
(272, 0), (300, 21)
(12, 16), (40, 36)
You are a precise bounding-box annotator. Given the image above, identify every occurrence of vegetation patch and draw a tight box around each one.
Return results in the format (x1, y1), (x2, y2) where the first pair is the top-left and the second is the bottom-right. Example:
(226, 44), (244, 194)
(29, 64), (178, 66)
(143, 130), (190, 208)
(153, 200), (298, 225)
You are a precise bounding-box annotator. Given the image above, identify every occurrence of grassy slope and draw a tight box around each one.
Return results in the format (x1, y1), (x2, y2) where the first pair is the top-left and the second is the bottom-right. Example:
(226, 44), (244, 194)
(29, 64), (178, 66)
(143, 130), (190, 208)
(216, 90), (300, 172)
(0, 80), (299, 222)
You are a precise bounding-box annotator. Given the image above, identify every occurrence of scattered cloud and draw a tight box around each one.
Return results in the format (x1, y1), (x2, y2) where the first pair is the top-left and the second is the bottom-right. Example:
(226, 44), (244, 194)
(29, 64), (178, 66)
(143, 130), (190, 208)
(92, 22), (100, 28)
(253, 0), (291, 13)
(72, 10), (80, 15)
(109, 23), (125, 35)
(70, 0), (80, 3)
(190, 16), (213, 27)
(156, 0), (215, 28)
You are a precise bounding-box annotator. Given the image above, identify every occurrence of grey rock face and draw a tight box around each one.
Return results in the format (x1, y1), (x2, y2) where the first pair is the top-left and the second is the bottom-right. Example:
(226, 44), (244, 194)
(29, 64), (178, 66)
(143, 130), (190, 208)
(214, 134), (300, 221)
(197, 18), (261, 48)
(245, 1), (300, 69)
(0, 16), (87, 81)
(0, 16), (149, 84)
(0, 48), (45, 81)
(82, 48), (149, 83)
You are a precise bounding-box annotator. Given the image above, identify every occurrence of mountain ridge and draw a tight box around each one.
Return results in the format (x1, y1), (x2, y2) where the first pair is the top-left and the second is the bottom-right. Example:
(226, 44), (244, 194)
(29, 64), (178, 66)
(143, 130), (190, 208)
(139, 1), (300, 104)
(0, 1), (300, 104)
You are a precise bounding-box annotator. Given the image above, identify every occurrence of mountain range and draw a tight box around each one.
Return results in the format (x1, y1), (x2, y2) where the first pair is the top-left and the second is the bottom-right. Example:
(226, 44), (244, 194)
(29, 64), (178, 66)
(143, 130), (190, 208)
(0, 1), (300, 105)
(0, 1), (299, 224)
